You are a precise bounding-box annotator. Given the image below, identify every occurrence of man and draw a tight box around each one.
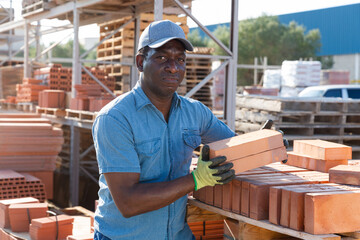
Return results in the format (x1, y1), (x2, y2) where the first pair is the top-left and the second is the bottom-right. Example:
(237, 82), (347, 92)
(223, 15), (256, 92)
(92, 20), (236, 239)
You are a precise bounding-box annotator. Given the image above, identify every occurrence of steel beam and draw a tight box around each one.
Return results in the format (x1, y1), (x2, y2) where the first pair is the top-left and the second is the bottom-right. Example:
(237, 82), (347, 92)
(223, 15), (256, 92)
(72, 3), (81, 98)
(69, 124), (80, 206)
(154, 0), (163, 21)
(225, 0), (239, 130)
(24, 21), (30, 78)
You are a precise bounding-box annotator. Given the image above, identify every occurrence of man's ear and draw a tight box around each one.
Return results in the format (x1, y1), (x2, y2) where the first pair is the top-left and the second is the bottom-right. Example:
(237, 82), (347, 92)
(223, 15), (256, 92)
(136, 54), (145, 72)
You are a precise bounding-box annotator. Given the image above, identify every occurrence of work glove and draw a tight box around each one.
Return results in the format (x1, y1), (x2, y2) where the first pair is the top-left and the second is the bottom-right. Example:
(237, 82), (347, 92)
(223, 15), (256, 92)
(192, 145), (235, 191)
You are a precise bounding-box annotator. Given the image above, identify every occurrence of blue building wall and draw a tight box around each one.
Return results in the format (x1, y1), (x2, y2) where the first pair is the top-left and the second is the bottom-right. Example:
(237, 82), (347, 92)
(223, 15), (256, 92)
(189, 3), (360, 56)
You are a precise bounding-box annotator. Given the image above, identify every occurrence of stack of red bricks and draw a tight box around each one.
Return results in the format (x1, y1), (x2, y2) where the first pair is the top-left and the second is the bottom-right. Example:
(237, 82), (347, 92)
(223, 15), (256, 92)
(16, 78), (49, 103)
(193, 135), (360, 235)
(0, 113), (63, 199)
(0, 196), (74, 238)
(30, 215), (74, 240)
(34, 64), (115, 93)
(188, 220), (224, 240)
(38, 90), (66, 109)
(88, 94), (114, 112)
(0, 170), (47, 202)
(0, 96), (16, 104)
(0, 113), (63, 172)
(287, 139), (350, 172)
(71, 84), (100, 111)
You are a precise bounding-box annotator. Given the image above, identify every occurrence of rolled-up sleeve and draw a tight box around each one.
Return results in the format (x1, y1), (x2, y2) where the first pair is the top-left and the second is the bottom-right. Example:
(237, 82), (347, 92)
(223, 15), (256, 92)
(92, 113), (140, 174)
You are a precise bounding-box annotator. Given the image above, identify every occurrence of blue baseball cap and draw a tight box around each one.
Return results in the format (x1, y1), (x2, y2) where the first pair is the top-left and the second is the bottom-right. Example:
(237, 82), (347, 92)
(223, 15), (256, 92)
(137, 20), (194, 52)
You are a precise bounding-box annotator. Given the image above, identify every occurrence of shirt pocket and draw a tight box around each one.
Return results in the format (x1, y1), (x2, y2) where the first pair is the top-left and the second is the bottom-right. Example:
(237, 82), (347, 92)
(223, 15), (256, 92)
(183, 129), (201, 159)
(135, 137), (162, 182)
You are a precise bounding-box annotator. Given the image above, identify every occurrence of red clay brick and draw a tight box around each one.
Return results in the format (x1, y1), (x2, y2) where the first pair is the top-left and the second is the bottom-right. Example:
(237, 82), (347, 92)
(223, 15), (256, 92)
(8, 202), (48, 232)
(329, 165), (360, 185)
(287, 152), (348, 173)
(293, 140), (352, 160)
(231, 147), (287, 174)
(0, 197), (39, 228)
(222, 181), (233, 211)
(208, 129), (284, 161)
(304, 191), (360, 234)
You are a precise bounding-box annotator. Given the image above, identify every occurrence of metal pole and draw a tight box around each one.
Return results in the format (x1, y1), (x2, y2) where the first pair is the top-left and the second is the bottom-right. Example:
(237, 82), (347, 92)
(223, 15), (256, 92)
(8, 2), (13, 62)
(72, 2), (81, 98)
(254, 57), (258, 85)
(35, 21), (41, 61)
(70, 0), (81, 207)
(154, 0), (163, 21)
(70, 124), (80, 206)
(225, 0), (239, 130)
(24, 20), (30, 78)
(355, 53), (359, 81)
(131, 15), (140, 89)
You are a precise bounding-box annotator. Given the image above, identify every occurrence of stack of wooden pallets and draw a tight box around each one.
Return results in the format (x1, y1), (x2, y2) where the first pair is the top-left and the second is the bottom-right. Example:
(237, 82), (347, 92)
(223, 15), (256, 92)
(184, 47), (213, 109)
(236, 95), (360, 158)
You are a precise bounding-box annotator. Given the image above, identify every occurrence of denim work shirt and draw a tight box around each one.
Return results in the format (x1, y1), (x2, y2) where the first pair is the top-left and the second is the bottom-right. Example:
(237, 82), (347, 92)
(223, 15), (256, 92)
(92, 83), (235, 240)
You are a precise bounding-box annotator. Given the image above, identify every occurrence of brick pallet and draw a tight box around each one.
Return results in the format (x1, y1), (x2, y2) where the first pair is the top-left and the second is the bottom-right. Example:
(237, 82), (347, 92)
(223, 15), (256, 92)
(235, 95), (360, 158)
(33, 64), (115, 93)
(193, 138), (360, 237)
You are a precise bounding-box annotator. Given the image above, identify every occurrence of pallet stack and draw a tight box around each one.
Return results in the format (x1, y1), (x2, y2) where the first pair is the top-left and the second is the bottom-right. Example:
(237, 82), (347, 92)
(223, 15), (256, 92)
(235, 94), (360, 158)
(193, 138), (360, 235)
(0, 65), (24, 100)
(97, 11), (189, 95)
(184, 47), (213, 109)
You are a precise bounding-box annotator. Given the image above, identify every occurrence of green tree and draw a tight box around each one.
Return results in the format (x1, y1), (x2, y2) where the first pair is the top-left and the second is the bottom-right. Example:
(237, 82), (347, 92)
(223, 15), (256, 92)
(187, 29), (209, 47)
(208, 15), (324, 85)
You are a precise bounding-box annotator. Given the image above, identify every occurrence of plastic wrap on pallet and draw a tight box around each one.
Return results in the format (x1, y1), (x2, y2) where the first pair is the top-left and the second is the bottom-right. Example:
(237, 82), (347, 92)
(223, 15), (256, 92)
(281, 61), (321, 87)
(263, 69), (281, 89)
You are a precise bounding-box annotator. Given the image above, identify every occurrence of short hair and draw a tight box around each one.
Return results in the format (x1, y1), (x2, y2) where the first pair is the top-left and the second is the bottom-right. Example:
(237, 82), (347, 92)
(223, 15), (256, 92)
(137, 46), (151, 59)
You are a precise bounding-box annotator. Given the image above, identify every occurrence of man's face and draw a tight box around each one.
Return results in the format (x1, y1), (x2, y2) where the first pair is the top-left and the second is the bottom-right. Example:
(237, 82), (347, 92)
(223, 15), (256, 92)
(138, 40), (186, 98)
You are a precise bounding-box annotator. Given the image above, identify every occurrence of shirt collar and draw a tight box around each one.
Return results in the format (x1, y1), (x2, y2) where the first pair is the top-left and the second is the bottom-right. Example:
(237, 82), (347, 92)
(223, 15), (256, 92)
(133, 81), (182, 111)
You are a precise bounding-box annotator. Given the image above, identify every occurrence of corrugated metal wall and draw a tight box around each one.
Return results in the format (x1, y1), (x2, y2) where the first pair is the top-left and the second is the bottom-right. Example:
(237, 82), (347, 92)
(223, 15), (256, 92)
(278, 3), (360, 56)
(190, 4), (360, 57)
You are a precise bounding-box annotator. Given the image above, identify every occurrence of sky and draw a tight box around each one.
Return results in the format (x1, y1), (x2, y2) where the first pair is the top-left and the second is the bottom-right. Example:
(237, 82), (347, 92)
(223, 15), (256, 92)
(1, 0), (360, 47)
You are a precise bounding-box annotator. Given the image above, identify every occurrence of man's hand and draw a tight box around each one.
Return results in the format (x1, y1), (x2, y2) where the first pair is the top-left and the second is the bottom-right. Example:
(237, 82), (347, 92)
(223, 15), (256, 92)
(192, 145), (235, 191)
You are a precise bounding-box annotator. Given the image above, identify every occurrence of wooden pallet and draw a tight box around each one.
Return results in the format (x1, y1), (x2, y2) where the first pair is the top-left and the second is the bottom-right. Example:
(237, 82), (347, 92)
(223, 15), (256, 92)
(65, 109), (97, 122)
(189, 198), (356, 240)
(36, 106), (66, 117)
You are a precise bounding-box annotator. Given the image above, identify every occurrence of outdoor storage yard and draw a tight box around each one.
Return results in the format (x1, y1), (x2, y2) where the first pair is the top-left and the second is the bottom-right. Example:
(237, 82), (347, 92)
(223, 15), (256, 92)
(0, 0), (360, 239)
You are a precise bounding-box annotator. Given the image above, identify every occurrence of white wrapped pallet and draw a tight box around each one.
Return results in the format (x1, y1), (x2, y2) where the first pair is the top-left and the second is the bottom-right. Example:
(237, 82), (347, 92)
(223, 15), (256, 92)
(281, 60), (321, 87)
(263, 69), (281, 89)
